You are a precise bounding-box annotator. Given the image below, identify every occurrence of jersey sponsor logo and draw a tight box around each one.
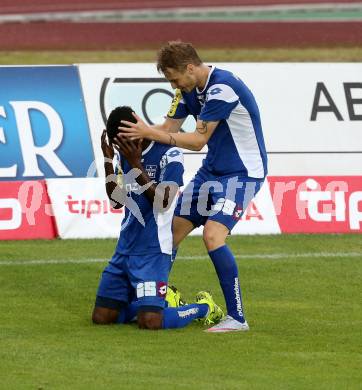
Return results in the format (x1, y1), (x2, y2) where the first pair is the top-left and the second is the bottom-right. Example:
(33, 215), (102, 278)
(0, 66), (95, 180)
(209, 87), (222, 96)
(167, 150), (181, 158)
(167, 89), (183, 118)
(146, 165), (157, 179)
(206, 83), (239, 103)
(165, 148), (183, 164)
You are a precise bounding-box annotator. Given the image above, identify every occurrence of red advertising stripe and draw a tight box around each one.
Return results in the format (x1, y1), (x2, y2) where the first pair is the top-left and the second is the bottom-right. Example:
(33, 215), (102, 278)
(0, 181), (57, 240)
(269, 176), (362, 233)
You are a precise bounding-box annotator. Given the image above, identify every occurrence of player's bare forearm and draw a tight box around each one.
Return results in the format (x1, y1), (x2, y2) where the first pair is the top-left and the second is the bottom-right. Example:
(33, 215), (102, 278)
(150, 117), (185, 133)
(104, 160), (124, 209)
(150, 124), (166, 131)
(131, 162), (157, 203)
(119, 114), (217, 151)
(131, 162), (173, 209)
(143, 128), (208, 151)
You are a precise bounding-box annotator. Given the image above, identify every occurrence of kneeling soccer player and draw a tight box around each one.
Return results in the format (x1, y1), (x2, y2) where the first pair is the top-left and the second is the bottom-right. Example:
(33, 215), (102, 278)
(92, 106), (223, 330)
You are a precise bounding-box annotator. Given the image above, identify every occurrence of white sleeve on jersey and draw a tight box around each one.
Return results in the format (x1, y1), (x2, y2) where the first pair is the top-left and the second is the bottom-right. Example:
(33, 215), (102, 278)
(206, 83), (239, 103)
(165, 147), (184, 164)
(159, 147), (184, 185)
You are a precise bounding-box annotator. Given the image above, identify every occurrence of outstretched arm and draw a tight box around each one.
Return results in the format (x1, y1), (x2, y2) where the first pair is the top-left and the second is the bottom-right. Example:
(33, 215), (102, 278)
(119, 113), (218, 151)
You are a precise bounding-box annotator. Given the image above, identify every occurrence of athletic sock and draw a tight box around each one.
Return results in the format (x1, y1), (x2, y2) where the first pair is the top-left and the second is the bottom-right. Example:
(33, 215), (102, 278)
(116, 302), (138, 324)
(162, 303), (208, 329)
(208, 245), (246, 323)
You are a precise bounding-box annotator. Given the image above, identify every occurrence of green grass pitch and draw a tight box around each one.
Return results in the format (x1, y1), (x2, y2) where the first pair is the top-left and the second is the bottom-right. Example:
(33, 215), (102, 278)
(0, 234), (361, 389)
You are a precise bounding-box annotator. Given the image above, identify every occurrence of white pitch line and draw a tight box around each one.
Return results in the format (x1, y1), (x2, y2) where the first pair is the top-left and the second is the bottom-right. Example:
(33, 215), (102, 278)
(0, 252), (360, 266)
(0, 258), (106, 266)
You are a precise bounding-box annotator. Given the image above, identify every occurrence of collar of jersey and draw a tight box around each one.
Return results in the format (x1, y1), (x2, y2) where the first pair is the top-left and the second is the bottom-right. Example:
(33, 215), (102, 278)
(196, 65), (215, 94)
(142, 141), (155, 156)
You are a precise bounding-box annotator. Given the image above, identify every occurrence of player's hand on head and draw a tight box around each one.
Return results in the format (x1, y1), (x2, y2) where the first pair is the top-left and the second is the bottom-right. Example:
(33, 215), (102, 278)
(113, 134), (142, 167)
(101, 129), (114, 160)
(118, 112), (150, 141)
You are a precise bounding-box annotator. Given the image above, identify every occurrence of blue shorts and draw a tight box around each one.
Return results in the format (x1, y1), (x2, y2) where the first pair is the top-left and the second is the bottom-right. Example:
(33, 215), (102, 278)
(96, 252), (172, 310)
(175, 166), (264, 231)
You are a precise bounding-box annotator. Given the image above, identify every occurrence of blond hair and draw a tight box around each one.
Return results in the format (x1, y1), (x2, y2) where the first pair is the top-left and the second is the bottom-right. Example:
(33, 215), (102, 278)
(157, 41), (202, 74)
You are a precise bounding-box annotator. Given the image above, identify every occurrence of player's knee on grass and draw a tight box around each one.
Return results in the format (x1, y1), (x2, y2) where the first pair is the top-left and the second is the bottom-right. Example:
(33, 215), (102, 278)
(92, 306), (119, 325)
(137, 310), (163, 330)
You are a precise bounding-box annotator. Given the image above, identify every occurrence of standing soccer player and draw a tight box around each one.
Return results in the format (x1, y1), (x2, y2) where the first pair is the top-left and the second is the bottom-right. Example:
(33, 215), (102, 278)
(119, 42), (268, 332)
(92, 106), (224, 330)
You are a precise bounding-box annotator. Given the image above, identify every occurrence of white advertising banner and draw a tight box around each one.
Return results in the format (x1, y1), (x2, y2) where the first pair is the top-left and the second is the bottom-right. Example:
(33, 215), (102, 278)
(78, 63), (362, 177)
(49, 63), (360, 238)
(47, 177), (280, 239)
(46, 178), (123, 238)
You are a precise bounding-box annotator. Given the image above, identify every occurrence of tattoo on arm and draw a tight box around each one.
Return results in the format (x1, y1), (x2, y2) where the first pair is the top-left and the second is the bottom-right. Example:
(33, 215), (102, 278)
(169, 134), (177, 146)
(196, 121), (208, 134)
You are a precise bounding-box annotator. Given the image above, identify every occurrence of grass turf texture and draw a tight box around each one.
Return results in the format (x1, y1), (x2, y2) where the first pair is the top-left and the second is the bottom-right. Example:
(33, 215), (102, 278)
(1, 47), (362, 64)
(0, 235), (361, 389)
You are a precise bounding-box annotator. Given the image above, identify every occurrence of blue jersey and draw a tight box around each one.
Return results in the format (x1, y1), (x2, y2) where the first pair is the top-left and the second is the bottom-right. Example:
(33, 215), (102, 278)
(115, 142), (184, 256)
(167, 66), (267, 178)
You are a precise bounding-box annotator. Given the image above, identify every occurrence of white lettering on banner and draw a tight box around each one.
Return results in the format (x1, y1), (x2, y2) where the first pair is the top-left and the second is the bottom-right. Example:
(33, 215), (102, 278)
(299, 179), (345, 222)
(0, 199), (22, 230)
(9, 101), (72, 177)
(349, 192), (362, 230)
(298, 178), (362, 230)
(0, 106), (17, 177)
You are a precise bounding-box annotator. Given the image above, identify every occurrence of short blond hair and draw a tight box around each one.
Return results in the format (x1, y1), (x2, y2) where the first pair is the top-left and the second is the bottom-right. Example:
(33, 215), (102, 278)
(156, 41), (202, 74)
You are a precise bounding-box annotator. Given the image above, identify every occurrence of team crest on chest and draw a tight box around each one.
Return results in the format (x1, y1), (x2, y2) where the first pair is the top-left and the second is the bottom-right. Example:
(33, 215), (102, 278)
(146, 165), (157, 179)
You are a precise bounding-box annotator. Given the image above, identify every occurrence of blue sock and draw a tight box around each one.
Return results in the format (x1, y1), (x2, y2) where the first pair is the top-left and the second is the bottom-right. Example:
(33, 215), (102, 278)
(208, 245), (246, 323)
(162, 304), (208, 329)
(116, 302), (138, 324)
